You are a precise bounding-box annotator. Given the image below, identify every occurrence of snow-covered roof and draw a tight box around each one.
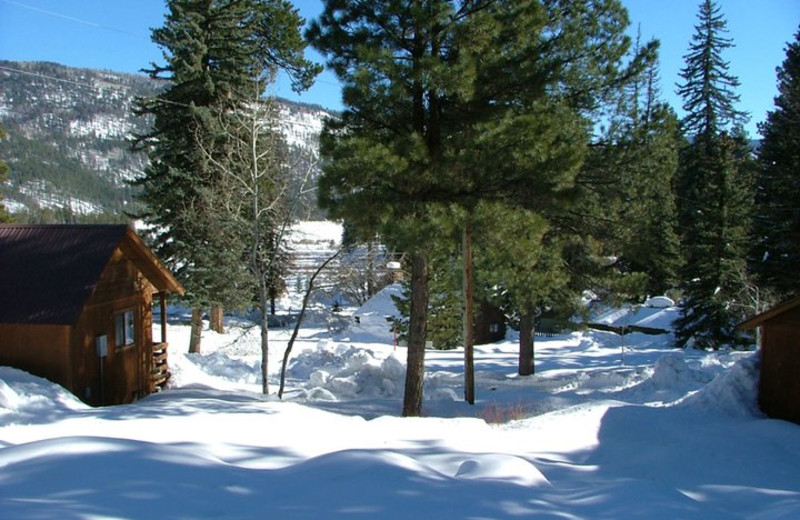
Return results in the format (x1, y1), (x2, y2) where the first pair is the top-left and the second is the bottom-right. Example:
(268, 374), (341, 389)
(589, 301), (678, 334)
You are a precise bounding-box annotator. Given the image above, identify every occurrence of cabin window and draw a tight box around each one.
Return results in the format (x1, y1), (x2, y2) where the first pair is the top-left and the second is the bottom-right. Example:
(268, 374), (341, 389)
(114, 310), (135, 348)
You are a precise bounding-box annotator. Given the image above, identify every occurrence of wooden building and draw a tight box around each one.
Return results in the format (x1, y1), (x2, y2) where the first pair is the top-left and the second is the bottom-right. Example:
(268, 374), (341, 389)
(474, 300), (507, 345)
(0, 224), (184, 406)
(740, 296), (800, 424)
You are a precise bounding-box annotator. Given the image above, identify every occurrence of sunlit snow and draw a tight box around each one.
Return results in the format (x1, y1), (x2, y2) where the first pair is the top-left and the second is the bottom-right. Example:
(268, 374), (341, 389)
(1, 222), (799, 520)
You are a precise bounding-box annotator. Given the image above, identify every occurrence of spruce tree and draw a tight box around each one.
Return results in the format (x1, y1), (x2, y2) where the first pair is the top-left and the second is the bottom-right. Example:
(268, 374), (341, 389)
(132, 0), (319, 353)
(674, 0), (754, 349)
(676, 0), (747, 138)
(751, 25), (800, 302)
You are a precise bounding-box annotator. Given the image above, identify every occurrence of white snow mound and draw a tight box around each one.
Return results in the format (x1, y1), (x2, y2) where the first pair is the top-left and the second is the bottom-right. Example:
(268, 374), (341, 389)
(454, 454), (551, 487)
(679, 352), (762, 418)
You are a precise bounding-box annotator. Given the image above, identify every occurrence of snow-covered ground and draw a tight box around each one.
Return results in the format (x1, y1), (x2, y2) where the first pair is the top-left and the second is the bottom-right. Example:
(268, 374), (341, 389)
(1, 223), (799, 519)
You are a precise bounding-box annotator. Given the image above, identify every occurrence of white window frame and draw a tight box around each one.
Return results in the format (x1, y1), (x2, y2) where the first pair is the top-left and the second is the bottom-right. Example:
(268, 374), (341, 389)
(114, 309), (136, 348)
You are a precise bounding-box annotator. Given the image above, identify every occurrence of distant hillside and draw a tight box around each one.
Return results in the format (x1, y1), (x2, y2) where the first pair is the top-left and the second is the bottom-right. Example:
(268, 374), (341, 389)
(0, 60), (334, 222)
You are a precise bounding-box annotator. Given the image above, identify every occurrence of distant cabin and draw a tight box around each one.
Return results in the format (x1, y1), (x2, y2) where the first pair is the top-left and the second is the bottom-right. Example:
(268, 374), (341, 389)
(740, 296), (800, 425)
(0, 224), (184, 406)
(474, 300), (507, 345)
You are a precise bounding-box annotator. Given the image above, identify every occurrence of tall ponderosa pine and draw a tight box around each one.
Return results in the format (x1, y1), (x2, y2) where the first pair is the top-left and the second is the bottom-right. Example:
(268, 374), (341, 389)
(310, 0), (653, 412)
(309, 1), (481, 416)
(751, 25), (800, 302)
(674, 0), (754, 349)
(133, 0), (319, 353)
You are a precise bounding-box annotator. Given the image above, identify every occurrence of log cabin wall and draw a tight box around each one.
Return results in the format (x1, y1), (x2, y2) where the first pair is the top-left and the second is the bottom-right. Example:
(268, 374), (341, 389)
(0, 323), (72, 389)
(759, 305), (800, 424)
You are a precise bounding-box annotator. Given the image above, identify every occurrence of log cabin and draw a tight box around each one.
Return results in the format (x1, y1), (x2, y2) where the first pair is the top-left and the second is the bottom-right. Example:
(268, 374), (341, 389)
(739, 296), (800, 425)
(0, 224), (184, 406)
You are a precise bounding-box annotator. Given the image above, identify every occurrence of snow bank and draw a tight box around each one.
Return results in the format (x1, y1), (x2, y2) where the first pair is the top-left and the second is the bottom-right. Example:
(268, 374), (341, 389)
(290, 342), (406, 399)
(590, 303), (679, 332)
(650, 352), (714, 388)
(0, 367), (88, 426)
(0, 378), (21, 410)
(679, 351), (762, 418)
(644, 296), (675, 308)
(453, 454), (552, 487)
(344, 283), (404, 344)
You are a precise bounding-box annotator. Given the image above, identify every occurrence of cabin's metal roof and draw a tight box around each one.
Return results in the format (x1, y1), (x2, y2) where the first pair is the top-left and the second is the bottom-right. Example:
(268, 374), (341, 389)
(0, 224), (183, 325)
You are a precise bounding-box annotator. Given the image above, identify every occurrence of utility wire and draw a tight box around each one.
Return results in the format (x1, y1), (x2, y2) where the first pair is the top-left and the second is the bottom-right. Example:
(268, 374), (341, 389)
(1, 0), (146, 40)
(1, 0), (342, 104)
(0, 64), (316, 110)
(0, 64), (196, 108)
(0, 64), (135, 90)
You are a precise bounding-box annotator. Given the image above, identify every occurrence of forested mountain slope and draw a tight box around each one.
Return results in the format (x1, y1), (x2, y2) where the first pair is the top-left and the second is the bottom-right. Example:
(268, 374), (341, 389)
(0, 61), (332, 221)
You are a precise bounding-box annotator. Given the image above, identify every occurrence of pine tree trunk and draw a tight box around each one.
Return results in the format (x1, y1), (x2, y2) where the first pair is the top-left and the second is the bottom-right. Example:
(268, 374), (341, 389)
(402, 253), (428, 417)
(188, 307), (203, 354)
(518, 310), (535, 376)
(209, 305), (224, 333)
(462, 225), (475, 404)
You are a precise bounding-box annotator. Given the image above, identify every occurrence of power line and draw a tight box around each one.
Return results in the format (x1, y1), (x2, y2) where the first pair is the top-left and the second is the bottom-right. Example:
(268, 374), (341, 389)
(0, 64), (110, 89)
(1, 0), (147, 40)
(0, 64), (316, 110)
(0, 64), (195, 108)
(0, 64), (145, 91)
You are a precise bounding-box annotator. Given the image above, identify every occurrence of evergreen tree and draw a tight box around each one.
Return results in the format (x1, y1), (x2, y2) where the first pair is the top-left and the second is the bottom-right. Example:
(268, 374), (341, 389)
(310, 0), (653, 412)
(674, 0), (755, 349)
(751, 25), (800, 302)
(192, 83), (294, 394)
(610, 57), (683, 297)
(674, 133), (755, 348)
(676, 0), (747, 138)
(0, 125), (12, 223)
(474, 203), (566, 376)
(132, 0), (319, 353)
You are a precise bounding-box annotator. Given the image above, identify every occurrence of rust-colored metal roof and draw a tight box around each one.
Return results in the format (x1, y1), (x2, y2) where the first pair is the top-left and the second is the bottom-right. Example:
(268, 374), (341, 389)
(0, 224), (183, 325)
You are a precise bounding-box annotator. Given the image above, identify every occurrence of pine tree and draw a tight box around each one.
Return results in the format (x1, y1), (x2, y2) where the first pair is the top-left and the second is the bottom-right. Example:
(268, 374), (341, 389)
(612, 58), (683, 297)
(310, 0), (473, 416)
(474, 203), (565, 376)
(132, 0), (319, 353)
(751, 25), (800, 302)
(673, 0), (755, 349)
(310, 0), (653, 412)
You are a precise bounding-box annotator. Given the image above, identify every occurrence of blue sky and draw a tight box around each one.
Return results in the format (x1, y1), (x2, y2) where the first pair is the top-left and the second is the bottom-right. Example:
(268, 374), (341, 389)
(1, 0), (798, 137)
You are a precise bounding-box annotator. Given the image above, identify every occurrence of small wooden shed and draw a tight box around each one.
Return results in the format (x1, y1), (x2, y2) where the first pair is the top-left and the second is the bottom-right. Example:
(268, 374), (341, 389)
(0, 224), (184, 406)
(740, 296), (800, 424)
